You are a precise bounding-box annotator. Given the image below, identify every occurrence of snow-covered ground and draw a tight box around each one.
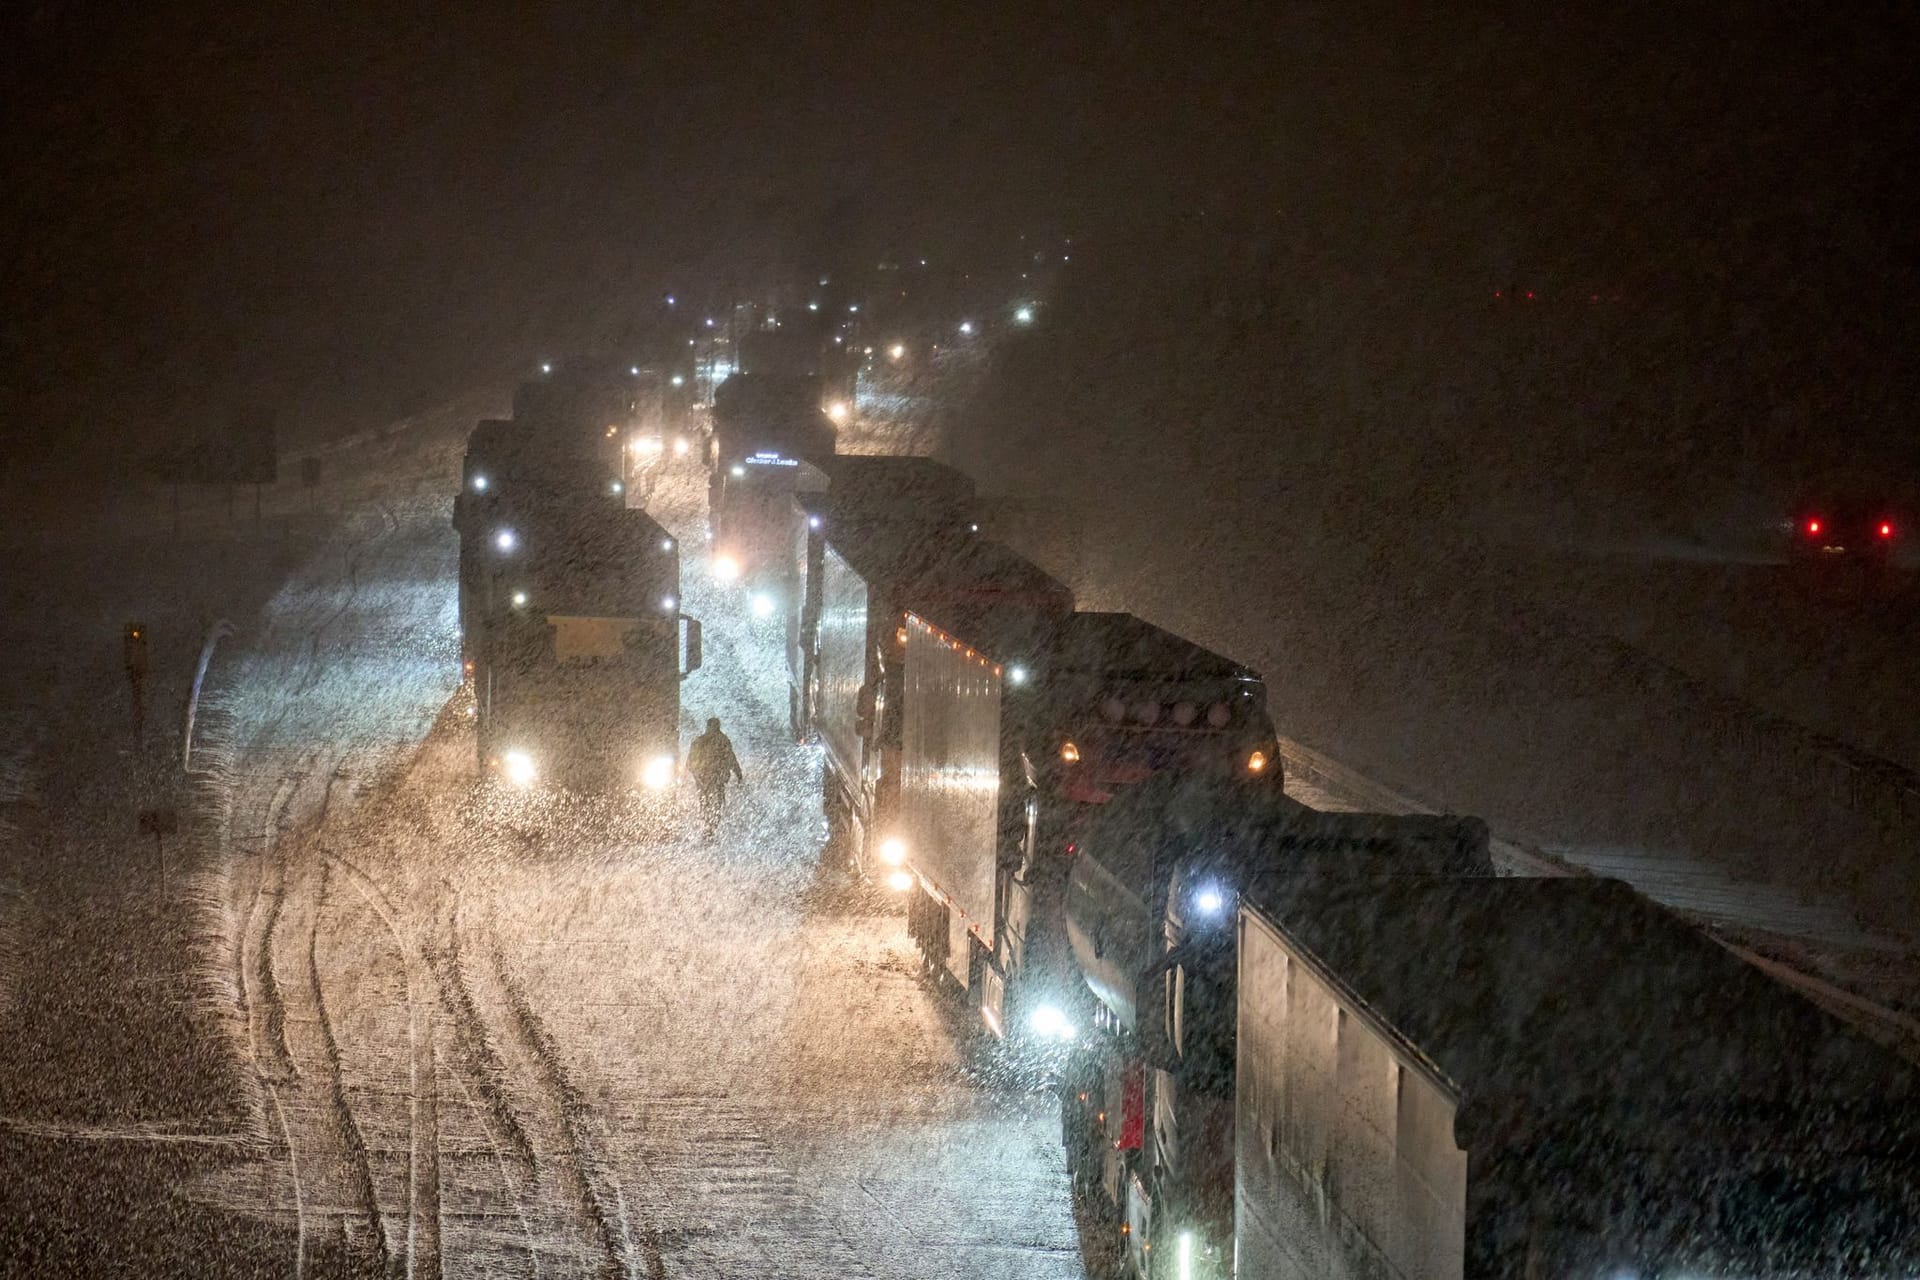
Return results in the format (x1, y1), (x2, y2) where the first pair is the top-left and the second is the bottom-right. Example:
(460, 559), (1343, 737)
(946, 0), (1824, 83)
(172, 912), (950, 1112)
(5, 387), (1912, 1275)
(0, 403), (1091, 1276)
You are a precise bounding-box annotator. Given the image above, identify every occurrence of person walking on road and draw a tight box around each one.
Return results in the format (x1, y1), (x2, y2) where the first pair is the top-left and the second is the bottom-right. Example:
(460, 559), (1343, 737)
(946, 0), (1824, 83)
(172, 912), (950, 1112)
(687, 716), (744, 833)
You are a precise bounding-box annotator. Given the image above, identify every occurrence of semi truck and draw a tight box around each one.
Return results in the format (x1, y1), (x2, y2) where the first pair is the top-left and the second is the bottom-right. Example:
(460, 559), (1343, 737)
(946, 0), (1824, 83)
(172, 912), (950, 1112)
(512, 358), (639, 473)
(1057, 775), (1492, 1279)
(472, 501), (701, 791)
(706, 369), (837, 625)
(786, 455), (976, 743)
(1236, 875), (1920, 1278)
(454, 418), (623, 665)
(894, 586), (1282, 1046)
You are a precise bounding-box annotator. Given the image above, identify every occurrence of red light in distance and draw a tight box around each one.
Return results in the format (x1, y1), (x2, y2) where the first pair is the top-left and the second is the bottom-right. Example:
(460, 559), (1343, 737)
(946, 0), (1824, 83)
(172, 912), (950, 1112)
(1879, 521), (1895, 539)
(1805, 518), (1822, 536)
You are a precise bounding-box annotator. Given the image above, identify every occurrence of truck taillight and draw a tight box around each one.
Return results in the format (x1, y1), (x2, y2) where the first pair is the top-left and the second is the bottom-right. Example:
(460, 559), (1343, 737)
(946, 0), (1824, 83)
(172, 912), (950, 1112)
(1880, 520), (1895, 539)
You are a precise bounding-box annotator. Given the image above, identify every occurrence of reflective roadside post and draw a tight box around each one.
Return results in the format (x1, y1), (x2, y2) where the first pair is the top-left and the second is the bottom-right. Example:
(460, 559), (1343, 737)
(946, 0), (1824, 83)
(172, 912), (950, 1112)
(301, 456), (322, 516)
(123, 622), (149, 744)
(138, 806), (178, 899)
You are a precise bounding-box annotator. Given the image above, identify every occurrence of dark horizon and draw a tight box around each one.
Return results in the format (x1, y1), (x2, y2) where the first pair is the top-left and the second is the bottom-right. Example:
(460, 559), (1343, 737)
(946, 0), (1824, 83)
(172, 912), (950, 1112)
(5, 3), (1917, 479)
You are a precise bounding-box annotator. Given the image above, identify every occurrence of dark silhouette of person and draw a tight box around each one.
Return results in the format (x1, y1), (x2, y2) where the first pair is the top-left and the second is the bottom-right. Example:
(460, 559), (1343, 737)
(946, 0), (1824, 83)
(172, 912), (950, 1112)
(686, 716), (744, 829)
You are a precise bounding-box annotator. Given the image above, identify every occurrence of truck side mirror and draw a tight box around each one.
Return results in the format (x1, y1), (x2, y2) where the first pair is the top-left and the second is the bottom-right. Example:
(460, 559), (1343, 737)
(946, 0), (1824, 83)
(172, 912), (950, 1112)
(681, 616), (703, 678)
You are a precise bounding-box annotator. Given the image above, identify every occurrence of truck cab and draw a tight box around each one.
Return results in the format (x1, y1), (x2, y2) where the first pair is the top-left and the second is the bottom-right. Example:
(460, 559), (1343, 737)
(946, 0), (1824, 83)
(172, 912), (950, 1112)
(473, 503), (699, 792)
(454, 419), (622, 666)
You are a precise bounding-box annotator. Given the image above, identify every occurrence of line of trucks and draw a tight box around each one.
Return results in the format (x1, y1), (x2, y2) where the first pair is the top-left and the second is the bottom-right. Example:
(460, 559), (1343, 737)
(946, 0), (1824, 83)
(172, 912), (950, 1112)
(777, 452), (1920, 1275)
(461, 353), (1920, 1274)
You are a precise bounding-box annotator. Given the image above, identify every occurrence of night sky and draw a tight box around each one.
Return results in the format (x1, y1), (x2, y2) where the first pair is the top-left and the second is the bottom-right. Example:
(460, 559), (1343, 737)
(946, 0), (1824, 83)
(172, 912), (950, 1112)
(5, 3), (1916, 475)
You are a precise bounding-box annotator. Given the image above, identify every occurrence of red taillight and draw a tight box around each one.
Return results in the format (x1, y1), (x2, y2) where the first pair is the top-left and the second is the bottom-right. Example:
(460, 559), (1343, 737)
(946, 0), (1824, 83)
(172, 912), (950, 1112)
(1805, 517), (1823, 537)
(1879, 521), (1895, 539)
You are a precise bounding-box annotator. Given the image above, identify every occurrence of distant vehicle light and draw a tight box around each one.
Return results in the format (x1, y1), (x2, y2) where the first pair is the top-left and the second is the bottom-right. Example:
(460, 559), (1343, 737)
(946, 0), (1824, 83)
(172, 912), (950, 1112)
(640, 755), (675, 791)
(540, 362), (552, 374)
(713, 555), (742, 581)
(826, 400), (851, 423)
(494, 529), (517, 552)
(807, 300), (820, 311)
(1007, 665), (1029, 686)
(705, 317), (716, 328)
(1028, 1005), (1075, 1041)
(510, 591), (528, 607)
(888, 343), (906, 361)
(661, 595), (676, 612)
(958, 320), (974, 335)
(1805, 517), (1822, 536)
(808, 515), (822, 530)
(968, 522), (980, 532)
(1247, 749), (1269, 774)
(879, 837), (908, 866)
(1013, 306), (1034, 324)
(1060, 741), (1080, 764)
(471, 474), (489, 492)
(630, 365), (640, 376)
(670, 374), (685, 387)
(672, 437), (690, 456)
(632, 436), (663, 455)
(1880, 520), (1895, 539)
(730, 464), (746, 477)
(611, 480), (624, 494)
(660, 538), (675, 552)
(751, 592), (776, 619)
(605, 425), (617, 438)
(885, 870), (915, 892)
(502, 750), (537, 787)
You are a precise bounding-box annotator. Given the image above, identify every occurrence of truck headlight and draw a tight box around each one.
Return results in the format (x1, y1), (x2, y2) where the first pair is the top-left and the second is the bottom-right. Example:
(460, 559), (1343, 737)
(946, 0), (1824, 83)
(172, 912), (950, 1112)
(640, 755), (675, 791)
(502, 750), (537, 788)
(885, 870), (915, 892)
(878, 836), (907, 866)
(673, 436), (690, 456)
(1028, 1004), (1076, 1041)
(713, 554), (741, 581)
(750, 592), (776, 619)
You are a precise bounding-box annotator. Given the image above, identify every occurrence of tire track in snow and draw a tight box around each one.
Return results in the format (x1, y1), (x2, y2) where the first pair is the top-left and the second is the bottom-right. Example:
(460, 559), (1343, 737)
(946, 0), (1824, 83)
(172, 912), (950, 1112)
(327, 849), (442, 1280)
(480, 899), (658, 1280)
